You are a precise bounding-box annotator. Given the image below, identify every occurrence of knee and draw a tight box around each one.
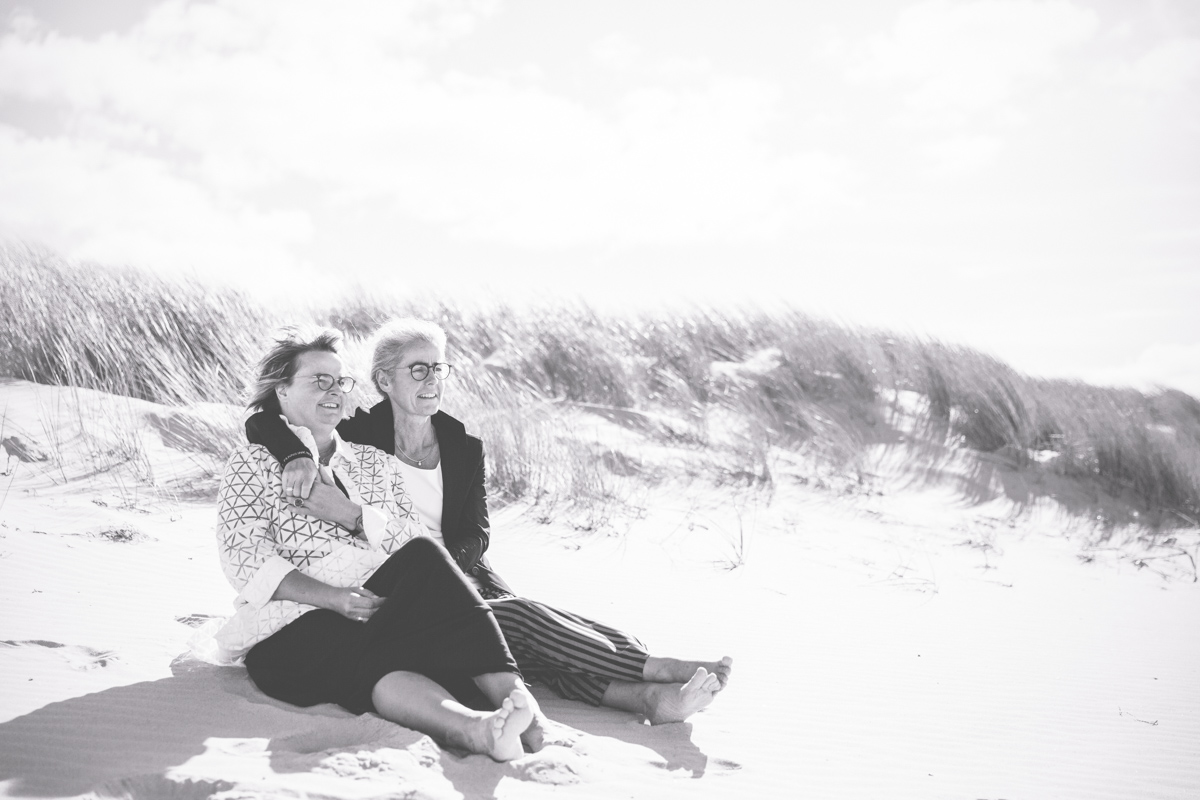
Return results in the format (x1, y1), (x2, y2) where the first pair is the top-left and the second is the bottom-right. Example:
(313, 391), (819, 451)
(373, 537), (457, 592)
(398, 536), (455, 568)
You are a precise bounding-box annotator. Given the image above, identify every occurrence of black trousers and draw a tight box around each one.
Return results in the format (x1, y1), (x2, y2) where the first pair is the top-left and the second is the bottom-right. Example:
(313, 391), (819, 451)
(244, 537), (520, 715)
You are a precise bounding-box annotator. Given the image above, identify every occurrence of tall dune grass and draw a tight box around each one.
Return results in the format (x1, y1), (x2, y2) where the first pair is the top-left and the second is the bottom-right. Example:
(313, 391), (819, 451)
(311, 289), (1200, 523)
(0, 244), (274, 405)
(4, 246), (1198, 524)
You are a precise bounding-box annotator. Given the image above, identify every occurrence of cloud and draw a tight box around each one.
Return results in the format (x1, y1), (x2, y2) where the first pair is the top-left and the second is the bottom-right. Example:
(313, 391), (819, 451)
(1086, 341), (1200, 397)
(591, 32), (641, 72)
(1117, 37), (1200, 94)
(921, 134), (1004, 178)
(591, 32), (710, 81)
(833, 0), (1098, 126)
(0, 124), (311, 285)
(0, 0), (850, 283)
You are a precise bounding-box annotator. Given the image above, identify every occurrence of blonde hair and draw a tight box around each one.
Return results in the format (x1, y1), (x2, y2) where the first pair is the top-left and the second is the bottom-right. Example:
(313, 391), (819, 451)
(369, 318), (447, 394)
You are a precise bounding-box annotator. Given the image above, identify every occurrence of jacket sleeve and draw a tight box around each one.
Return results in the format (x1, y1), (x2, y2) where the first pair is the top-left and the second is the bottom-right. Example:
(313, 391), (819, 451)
(453, 443), (491, 573)
(215, 448), (296, 608)
(336, 404), (377, 445)
(245, 410), (311, 467)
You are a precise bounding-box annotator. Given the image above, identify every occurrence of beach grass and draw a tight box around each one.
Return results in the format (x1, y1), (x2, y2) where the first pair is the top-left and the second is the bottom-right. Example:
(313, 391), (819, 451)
(3, 244), (1198, 526)
(0, 243), (272, 407)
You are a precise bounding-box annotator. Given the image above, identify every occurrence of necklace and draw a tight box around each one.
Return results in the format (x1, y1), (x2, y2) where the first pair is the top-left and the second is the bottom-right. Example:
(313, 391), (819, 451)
(395, 429), (438, 467)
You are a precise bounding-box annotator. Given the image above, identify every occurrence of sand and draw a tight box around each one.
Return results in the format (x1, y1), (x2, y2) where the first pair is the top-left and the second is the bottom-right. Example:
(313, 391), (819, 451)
(1, 376), (1198, 799)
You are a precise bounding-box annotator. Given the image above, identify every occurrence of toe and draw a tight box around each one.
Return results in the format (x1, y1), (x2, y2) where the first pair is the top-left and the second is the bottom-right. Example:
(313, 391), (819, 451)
(682, 667), (709, 692)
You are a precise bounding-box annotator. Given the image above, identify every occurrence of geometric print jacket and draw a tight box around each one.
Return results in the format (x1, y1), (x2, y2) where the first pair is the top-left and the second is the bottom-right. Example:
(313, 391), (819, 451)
(200, 428), (421, 664)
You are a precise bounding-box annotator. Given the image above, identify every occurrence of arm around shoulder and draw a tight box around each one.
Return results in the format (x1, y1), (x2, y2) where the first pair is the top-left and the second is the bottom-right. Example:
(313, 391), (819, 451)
(336, 403), (377, 445)
(245, 410), (312, 466)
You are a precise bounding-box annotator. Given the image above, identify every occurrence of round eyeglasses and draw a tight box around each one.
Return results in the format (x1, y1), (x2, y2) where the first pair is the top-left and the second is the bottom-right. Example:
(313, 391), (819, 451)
(307, 374), (356, 392)
(407, 362), (452, 381)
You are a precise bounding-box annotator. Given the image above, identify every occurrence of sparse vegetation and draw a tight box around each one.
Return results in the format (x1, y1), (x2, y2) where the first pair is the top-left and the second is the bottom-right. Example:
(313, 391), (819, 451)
(3, 244), (1198, 526)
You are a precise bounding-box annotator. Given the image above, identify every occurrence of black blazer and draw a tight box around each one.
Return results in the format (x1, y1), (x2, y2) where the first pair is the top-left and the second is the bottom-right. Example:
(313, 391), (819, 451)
(245, 403), (513, 595)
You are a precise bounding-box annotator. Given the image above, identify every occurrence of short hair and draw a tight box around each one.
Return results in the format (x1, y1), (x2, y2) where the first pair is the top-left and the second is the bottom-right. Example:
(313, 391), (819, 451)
(247, 326), (344, 414)
(369, 318), (447, 394)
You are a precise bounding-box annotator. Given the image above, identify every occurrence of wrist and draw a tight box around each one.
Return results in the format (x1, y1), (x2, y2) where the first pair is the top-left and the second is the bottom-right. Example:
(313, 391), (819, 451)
(344, 505), (364, 534)
(315, 581), (344, 613)
(280, 451), (314, 467)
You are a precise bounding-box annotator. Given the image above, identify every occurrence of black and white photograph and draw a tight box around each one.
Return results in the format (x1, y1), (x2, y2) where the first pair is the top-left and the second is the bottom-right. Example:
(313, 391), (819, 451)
(0, 1), (1197, 798)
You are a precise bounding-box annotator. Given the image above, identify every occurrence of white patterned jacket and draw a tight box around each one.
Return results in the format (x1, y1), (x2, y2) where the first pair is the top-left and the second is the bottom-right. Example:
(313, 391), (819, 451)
(196, 424), (421, 664)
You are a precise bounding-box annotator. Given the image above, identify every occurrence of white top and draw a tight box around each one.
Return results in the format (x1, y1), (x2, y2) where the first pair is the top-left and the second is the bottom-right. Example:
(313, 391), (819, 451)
(397, 460), (443, 536)
(395, 458), (483, 590)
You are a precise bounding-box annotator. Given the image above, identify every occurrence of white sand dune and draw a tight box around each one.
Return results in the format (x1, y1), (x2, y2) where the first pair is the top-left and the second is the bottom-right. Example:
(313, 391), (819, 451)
(1, 378), (1198, 799)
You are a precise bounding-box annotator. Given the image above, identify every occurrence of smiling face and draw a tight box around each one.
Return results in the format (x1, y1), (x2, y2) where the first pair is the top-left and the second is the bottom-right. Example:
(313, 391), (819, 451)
(377, 339), (445, 422)
(275, 350), (348, 440)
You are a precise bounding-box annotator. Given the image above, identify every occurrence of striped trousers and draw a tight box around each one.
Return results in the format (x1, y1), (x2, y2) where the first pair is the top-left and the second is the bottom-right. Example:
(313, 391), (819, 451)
(486, 596), (649, 706)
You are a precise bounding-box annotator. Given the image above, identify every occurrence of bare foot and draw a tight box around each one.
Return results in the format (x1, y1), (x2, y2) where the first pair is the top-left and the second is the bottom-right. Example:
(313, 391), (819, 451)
(456, 690), (534, 762)
(644, 655), (733, 690)
(643, 667), (721, 725)
(521, 712), (579, 753)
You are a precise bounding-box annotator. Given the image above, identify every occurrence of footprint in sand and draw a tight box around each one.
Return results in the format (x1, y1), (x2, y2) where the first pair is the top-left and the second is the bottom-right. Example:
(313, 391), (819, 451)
(511, 749), (585, 786)
(0, 639), (118, 670)
(268, 719), (440, 780)
(272, 717), (415, 756)
(91, 775), (235, 800)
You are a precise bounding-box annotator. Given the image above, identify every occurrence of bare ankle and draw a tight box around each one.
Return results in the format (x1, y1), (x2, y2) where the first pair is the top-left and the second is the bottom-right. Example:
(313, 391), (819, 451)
(443, 712), (489, 754)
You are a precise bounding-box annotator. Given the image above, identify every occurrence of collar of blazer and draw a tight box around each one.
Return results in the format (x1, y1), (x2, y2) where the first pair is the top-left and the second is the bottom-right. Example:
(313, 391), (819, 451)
(431, 410), (468, 510)
(366, 401), (468, 478)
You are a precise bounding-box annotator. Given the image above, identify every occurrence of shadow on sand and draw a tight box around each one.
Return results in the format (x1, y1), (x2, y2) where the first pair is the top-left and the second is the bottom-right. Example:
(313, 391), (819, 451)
(532, 690), (716, 778)
(0, 656), (417, 798)
(0, 655), (726, 799)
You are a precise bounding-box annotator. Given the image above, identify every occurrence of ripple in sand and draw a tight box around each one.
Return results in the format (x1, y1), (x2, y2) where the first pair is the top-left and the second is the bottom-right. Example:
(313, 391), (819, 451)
(88, 774), (235, 800)
(0, 639), (119, 669)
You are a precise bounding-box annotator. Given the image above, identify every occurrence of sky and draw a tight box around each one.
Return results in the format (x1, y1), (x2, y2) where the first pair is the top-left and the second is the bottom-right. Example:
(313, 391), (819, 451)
(1, 0), (1198, 394)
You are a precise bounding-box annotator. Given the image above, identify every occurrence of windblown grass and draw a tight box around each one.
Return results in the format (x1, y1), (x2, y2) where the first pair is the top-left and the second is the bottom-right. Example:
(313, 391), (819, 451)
(0, 243), (274, 405)
(4, 246), (1199, 525)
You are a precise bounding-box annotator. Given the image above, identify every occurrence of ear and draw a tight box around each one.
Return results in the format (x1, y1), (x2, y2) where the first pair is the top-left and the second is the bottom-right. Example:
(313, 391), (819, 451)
(376, 369), (391, 392)
(275, 381), (289, 402)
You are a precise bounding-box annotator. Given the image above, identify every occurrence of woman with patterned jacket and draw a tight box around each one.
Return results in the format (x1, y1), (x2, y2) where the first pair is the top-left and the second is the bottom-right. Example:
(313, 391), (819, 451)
(200, 326), (542, 762)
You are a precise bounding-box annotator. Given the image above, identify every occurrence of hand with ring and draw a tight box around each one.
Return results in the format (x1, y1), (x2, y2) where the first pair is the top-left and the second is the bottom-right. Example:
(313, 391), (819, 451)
(282, 458), (320, 502)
